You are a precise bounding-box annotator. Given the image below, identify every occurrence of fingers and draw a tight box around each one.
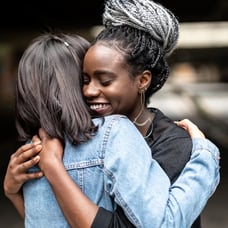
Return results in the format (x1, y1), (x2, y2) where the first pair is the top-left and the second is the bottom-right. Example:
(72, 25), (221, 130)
(4, 140), (44, 196)
(10, 169), (43, 187)
(22, 170), (44, 182)
(32, 134), (41, 143)
(14, 141), (41, 156)
(28, 171), (43, 179)
(13, 167), (43, 184)
(175, 119), (205, 139)
(9, 152), (42, 177)
(13, 142), (42, 164)
(19, 155), (41, 173)
(4, 151), (43, 195)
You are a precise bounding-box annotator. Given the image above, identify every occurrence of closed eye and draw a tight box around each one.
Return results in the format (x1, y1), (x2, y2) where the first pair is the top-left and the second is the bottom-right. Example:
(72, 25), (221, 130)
(100, 79), (113, 86)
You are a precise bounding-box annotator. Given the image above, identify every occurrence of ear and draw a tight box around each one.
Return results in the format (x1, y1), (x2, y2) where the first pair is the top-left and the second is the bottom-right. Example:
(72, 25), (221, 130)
(137, 70), (152, 90)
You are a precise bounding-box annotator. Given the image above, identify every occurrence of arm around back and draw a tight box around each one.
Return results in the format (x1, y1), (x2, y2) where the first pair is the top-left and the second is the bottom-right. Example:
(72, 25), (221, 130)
(103, 115), (220, 227)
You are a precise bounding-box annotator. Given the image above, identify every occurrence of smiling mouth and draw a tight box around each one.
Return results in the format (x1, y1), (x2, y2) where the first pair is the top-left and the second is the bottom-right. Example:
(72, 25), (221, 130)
(90, 103), (110, 110)
(89, 103), (112, 115)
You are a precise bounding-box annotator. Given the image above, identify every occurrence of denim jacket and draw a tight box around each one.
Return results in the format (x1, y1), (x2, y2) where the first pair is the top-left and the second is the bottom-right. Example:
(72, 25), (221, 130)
(23, 115), (220, 228)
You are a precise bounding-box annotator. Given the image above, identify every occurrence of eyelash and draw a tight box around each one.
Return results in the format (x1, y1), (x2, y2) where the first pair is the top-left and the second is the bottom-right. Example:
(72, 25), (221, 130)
(101, 80), (112, 86)
(82, 75), (113, 86)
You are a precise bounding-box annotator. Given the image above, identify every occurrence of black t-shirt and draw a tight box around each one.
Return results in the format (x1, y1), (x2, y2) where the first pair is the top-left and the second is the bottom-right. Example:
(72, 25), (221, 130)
(92, 108), (201, 228)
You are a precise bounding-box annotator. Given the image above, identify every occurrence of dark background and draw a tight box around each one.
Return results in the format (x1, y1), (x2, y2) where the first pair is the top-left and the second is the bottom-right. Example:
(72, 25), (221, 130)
(0, 0), (227, 227)
(0, 0), (228, 31)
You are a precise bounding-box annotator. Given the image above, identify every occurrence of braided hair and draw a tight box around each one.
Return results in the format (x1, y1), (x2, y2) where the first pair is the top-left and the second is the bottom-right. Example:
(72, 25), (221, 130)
(94, 0), (179, 102)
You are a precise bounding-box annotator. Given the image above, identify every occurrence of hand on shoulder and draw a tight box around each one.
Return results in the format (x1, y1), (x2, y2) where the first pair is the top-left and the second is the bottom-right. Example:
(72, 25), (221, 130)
(175, 119), (205, 139)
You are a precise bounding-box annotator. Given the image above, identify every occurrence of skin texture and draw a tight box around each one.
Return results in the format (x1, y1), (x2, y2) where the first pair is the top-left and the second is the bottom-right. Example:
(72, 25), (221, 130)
(83, 43), (153, 137)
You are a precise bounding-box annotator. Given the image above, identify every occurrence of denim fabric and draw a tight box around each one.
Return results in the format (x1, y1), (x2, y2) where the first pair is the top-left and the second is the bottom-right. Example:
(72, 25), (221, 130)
(23, 114), (220, 228)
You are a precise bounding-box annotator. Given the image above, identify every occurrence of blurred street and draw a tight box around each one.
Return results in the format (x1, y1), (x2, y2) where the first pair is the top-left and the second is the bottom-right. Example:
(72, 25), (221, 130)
(150, 82), (228, 228)
(0, 82), (227, 227)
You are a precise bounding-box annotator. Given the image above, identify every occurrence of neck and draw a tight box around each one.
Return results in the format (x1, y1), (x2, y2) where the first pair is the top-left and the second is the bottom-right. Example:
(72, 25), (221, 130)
(133, 105), (150, 127)
(132, 108), (154, 137)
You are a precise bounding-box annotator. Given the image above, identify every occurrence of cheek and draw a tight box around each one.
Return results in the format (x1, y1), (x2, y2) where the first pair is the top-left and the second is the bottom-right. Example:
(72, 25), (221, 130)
(104, 79), (138, 102)
(104, 87), (122, 100)
(108, 88), (135, 104)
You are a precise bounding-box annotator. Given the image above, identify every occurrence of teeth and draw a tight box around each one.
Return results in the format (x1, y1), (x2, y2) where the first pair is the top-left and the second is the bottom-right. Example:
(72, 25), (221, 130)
(90, 104), (108, 110)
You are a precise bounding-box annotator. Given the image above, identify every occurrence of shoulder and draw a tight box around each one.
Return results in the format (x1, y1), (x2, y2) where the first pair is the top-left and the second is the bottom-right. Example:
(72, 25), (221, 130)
(147, 108), (193, 182)
(149, 108), (190, 139)
(93, 114), (134, 132)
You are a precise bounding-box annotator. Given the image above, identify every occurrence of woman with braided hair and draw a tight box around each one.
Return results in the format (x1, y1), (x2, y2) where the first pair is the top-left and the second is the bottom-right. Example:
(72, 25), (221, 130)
(3, 0), (220, 228)
(82, 0), (203, 227)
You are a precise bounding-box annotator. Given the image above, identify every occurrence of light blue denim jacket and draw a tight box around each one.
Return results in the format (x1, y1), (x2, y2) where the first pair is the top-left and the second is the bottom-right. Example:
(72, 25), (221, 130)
(23, 115), (220, 228)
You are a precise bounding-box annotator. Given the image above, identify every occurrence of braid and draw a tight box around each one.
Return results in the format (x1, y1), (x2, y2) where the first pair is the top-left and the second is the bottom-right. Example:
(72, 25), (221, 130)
(95, 0), (179, 100)
(103, 0), (179, 56)
(95, 25), (169, 100)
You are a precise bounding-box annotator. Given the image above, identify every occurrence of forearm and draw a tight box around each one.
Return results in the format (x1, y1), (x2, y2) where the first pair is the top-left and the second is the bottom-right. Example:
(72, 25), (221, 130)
(163, 138), (220, 227)
(5, 192), (25, 219)
(43, 159), (98, 228)
(106, 138), (220, 227)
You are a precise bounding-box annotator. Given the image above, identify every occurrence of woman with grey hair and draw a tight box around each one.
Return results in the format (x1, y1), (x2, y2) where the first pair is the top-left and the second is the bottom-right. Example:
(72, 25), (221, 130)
(82, 0), (202, 227)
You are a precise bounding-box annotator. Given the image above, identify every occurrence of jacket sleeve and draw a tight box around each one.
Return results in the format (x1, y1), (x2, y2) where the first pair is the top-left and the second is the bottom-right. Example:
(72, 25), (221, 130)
(103, 117), (220, 228)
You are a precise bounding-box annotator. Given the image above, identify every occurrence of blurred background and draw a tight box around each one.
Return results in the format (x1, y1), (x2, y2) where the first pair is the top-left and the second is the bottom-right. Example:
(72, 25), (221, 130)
(0, 0), (227, 227)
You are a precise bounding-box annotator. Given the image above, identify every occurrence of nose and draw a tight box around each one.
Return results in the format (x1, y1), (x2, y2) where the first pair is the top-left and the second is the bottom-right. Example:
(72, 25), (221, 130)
(83, 83), (101, 99)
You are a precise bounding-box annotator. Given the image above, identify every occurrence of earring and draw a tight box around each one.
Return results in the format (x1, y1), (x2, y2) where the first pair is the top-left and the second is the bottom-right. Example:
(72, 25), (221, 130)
(139, 87), (147, 94)
(133, 89), (149, 127)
